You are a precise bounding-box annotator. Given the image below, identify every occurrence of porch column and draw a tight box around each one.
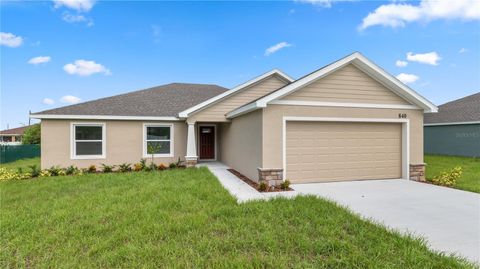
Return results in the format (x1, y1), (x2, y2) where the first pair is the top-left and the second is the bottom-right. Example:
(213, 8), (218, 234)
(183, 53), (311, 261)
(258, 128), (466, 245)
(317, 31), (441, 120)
(185, 122), (198, 167)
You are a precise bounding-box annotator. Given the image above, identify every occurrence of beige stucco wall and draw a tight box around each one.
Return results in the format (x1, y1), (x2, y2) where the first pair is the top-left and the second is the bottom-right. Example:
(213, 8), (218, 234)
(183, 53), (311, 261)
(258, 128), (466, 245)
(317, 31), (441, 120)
(218, 109), (263, 180)
(261, 105), (424, 169)
(282, 64), (411, 105)
(189, 75), (289, 122)
(41, 120), (187, 169)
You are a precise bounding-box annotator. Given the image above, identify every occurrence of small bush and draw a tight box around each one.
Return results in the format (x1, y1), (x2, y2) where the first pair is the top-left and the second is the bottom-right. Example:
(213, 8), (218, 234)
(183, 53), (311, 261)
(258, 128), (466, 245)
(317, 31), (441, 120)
(0, 167), (29, 181)
(158, 163), (168, 170)
(133, 163), (143, 172)
(139, 159), (147, 171)
(65, 165), (79, 175)
(28, 165), (41, 178)
(280, 180), (291, 190)
(430, 166), (462, 187)
(118, 163), (132, 172)
(148, 162), (157, 171)
(101, 164), (116, 173)
(258, 181), (268, 192)
(87, 165), (97, 173)
(169, 162), (177, 169)
(48, 166), (62, 176)
(40, 170), (51, 177)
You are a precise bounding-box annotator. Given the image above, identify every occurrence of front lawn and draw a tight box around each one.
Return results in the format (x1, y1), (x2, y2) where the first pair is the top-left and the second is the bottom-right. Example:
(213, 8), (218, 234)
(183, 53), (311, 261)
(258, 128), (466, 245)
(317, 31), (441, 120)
(425, 155), (480, 193)
(0, 168), (472, 268)
(1, 157), (40, 172)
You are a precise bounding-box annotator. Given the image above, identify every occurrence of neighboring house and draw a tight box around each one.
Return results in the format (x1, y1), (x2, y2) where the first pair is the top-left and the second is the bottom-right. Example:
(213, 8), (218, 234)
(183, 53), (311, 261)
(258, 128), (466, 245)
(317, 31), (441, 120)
(30, 52), (437, 185)
(424, 92), (480, 157)
(0, 125), (30, 144)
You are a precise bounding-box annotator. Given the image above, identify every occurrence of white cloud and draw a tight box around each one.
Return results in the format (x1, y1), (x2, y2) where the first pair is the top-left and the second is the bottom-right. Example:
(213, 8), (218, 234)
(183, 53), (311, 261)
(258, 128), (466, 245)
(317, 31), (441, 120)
(60, 95), (81, 104)
(152, 24), (161, 43)
(53, 0), (96, 12)
(459, 48), (468, 53)
(264, 42), (292, 56)
(295, 0), (352, 8)
(359, 0), (480, 30)
(406, 51), (441, 65)
(62, 12), (94, 26)
(63, 60), (111, 76)
(395, 60), (408, 67)
(0, 32), (23, 48)
(396, 73), (419, 84)
(42, 98), (55, 105)
(28, 56), (51, 65)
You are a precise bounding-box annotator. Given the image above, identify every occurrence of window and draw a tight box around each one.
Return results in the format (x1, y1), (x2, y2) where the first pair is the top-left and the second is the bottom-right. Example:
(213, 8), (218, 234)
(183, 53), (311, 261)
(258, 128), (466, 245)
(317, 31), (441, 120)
(71, 123), (105, 159)
(144, 124), (173, 157)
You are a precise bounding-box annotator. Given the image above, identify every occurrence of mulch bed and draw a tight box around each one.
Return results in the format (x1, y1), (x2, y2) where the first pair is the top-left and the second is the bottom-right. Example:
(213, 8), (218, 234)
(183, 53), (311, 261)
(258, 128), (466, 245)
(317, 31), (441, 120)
(227, 169), (293, 192)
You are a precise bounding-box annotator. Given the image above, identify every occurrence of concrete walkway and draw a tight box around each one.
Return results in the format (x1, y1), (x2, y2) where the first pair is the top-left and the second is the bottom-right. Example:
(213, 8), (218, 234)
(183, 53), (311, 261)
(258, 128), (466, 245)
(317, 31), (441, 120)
(293, 180), (480, 263)
(198, 162), (299, 203)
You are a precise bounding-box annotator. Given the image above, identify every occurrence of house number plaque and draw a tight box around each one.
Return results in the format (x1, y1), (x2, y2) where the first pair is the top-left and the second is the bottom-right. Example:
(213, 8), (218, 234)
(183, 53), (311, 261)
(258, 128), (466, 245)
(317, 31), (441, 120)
(398, 113), (407, 118)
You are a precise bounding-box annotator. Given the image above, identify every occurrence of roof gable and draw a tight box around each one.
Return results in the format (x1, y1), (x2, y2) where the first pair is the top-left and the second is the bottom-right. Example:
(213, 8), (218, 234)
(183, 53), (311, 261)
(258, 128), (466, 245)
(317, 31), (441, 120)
(227, 52), (437, 119)
(178, 69), (293, 118)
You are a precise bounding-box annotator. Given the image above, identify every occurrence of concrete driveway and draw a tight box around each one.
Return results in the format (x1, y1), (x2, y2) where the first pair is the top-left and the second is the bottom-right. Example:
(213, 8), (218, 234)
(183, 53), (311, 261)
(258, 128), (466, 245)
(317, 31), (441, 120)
(292, 179), (480, 263)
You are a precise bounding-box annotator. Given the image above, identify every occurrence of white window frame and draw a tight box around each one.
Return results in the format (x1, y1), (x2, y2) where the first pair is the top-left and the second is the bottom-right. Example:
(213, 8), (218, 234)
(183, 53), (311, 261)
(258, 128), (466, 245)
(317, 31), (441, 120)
(70, 122), (106, 160)
(143, 123), (174, 158)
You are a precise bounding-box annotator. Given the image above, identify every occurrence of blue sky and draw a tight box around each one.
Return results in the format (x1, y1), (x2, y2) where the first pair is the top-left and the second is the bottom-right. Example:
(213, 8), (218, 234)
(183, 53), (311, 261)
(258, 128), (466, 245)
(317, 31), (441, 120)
(1, 0), (479, 129)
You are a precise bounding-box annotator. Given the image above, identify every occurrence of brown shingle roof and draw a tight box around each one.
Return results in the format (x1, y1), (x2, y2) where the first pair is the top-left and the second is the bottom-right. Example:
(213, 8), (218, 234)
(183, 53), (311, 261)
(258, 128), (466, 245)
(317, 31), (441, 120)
(425, 92), (480, 124)
(0, 124), (37, 135)
(32, 83), (228, 117)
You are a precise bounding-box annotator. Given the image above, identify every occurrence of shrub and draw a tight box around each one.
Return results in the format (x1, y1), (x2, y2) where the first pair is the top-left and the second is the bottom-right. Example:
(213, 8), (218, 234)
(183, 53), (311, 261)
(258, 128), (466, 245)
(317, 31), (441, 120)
(139, 159), (147, 171)
(40, 170), (51, 177)
(87, 165), (97, 173)
(101, 164), (116, 173)
(22, 124), (41, 144)
(65, 165), (79, 175)
(0, 167), (24, 181)
(28, 165), (41, 177)
(48, 166), (62, 176)
(118, 163), (132, 172)
(430, 166), (462, 187)
(148, 162), (157, 171)
(280, 180), (291, 190)
(169, 162), (177, 169)
(133, 163), (143, 172)
(158, 163), (168, 170)
(258, 181), (268, 192)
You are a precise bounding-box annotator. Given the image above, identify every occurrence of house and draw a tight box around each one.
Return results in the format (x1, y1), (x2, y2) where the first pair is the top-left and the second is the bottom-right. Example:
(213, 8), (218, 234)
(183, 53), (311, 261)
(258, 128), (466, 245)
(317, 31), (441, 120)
(0, 125), (31, 144)
(30, 52), (437, 185)
(424, 92), (479, 157)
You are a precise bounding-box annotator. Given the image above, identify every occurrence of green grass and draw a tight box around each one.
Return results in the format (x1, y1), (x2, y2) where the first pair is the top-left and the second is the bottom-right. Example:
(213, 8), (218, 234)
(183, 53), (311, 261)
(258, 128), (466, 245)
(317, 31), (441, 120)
(425, 155), (480, 193)
(0, 157), (40, 172)
(1, 168), (473, 268)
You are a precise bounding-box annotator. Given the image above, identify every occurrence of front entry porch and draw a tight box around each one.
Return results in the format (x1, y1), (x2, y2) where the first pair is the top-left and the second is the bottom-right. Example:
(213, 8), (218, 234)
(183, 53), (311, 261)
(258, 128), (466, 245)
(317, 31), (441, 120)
(185, 122), (220, 167)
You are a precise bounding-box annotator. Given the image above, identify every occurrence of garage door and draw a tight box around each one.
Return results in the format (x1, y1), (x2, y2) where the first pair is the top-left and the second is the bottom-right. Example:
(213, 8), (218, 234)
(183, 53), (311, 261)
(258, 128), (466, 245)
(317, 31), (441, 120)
(286, 121), (402, 183)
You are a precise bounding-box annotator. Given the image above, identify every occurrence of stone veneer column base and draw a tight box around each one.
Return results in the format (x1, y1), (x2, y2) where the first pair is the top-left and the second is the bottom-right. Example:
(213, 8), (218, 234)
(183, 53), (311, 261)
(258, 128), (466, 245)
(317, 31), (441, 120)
(410, 163), (426, 181)
(185, 158), (198, 168)
(257, 168), (284, 187)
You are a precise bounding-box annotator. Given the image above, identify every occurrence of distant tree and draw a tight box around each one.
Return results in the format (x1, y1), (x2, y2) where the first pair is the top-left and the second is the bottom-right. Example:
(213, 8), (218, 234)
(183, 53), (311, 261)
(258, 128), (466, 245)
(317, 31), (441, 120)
(22, 124), (41, 144)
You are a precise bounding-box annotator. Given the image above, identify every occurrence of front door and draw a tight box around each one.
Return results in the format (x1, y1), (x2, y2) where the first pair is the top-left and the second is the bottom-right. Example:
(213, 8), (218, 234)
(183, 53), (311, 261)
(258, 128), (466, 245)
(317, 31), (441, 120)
(199, 126), (215, 160)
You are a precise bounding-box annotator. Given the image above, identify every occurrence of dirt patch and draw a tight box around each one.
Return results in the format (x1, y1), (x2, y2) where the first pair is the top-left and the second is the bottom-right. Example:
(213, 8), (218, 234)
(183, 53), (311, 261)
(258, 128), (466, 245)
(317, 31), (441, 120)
(227, 169), (293, 192)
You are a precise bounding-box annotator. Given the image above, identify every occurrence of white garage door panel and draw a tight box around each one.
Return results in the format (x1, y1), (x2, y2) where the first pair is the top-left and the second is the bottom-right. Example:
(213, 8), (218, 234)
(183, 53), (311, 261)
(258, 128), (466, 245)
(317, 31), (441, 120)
(286, 121), (402, 183)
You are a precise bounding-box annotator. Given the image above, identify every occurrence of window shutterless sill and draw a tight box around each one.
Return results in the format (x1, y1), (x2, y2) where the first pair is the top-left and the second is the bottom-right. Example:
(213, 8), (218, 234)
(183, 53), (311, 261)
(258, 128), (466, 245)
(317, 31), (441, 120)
(71, 156), (106, 160)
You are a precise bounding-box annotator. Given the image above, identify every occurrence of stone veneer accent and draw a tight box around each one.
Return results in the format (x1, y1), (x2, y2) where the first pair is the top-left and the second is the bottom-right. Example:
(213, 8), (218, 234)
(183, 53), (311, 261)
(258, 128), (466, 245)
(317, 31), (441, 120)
(410, 163), (426, 182)
(185, 159), (197, 168)
(257, 168), (284, 187)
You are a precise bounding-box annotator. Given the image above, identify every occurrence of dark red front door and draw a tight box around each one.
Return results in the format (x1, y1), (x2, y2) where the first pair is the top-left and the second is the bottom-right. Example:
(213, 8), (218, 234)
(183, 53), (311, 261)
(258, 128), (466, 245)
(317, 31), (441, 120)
(199, 126), (215, 159)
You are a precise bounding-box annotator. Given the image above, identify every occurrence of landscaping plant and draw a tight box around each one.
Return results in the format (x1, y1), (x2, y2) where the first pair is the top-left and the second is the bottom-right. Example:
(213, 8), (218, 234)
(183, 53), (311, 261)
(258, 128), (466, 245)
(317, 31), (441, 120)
(87, 165), (97, 173)
(430, 166), (463, 187)
(118, 163), (132, 172)
(28, 165), (41, 177)
(280, 180), (291, 190)
(101, 164), (116, 173)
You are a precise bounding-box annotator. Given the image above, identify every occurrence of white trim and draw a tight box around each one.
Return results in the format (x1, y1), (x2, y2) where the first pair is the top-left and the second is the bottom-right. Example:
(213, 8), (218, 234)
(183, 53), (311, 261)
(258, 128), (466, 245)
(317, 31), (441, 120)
(178, 69), (293, 118)
(227, 52), (438, 119)
(424, 121), (480, 126)
(142, 123), (174, 158)
(186, 122), (198, 160)
(269, 100), (421, 110)
(282, 116), (410, 181)
(197, 124), (217, 161)
(31, 114), (180, 121)
(70, 122), (106, 160)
